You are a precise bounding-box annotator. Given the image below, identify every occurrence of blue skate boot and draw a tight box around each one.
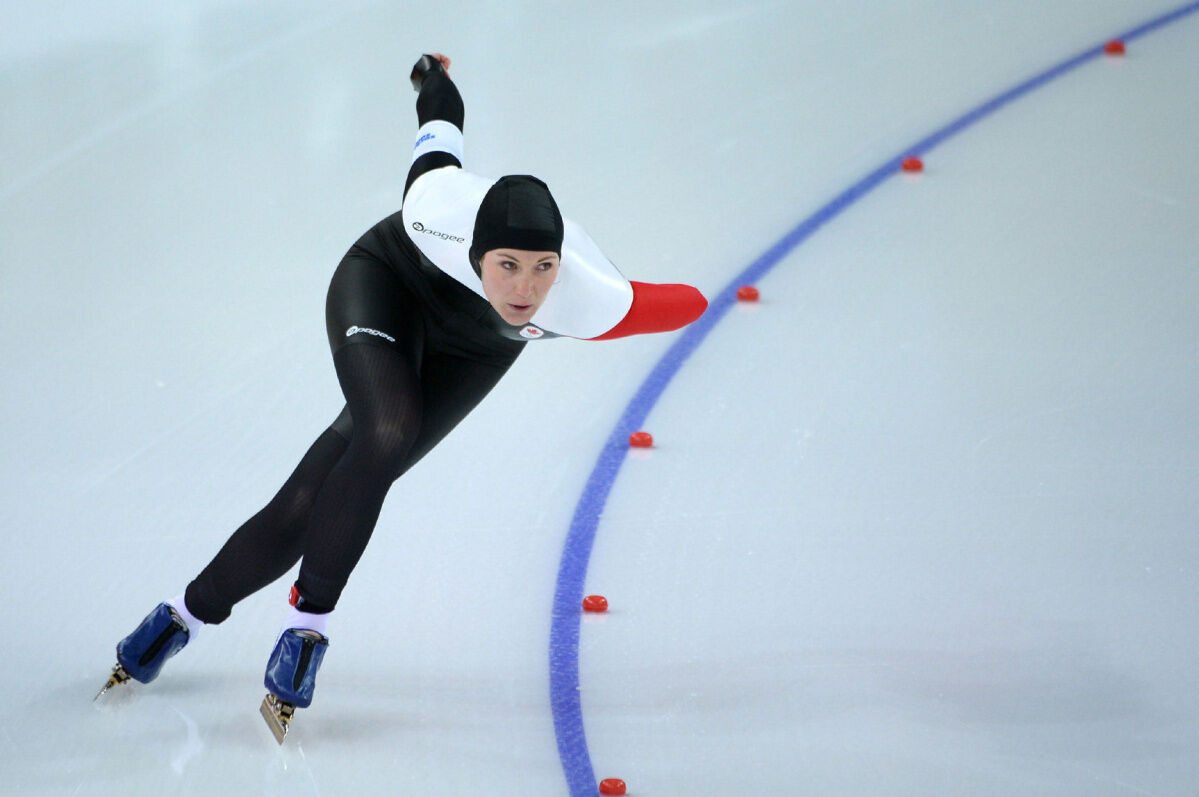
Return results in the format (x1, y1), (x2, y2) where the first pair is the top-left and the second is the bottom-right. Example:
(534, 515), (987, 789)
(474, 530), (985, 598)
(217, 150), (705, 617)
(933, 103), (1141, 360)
(96, 602), (190, 699)
(259, 628), (329, 743)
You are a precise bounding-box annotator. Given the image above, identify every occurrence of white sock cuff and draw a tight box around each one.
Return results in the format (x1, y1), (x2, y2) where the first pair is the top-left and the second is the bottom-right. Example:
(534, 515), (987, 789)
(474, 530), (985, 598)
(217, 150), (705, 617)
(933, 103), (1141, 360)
(280, 605), (330, 638)
(167, 594), (204, 639)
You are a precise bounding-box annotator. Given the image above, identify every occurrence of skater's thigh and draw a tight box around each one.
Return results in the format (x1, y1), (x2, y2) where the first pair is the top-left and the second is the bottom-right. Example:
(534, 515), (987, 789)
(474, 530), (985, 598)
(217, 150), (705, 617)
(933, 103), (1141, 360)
(394, 351), (517, 476)
(325, 253), (425, 366)
(325, 255), (431, 452)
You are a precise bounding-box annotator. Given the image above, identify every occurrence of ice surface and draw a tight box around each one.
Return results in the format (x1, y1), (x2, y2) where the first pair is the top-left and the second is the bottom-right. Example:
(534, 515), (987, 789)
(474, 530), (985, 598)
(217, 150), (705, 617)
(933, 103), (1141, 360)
(3, 1), (1198, 794)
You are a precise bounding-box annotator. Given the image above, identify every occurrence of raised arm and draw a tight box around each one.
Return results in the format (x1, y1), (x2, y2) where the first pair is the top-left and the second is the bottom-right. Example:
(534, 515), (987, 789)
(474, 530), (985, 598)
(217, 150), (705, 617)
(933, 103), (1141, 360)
(405, 53), (465, 197)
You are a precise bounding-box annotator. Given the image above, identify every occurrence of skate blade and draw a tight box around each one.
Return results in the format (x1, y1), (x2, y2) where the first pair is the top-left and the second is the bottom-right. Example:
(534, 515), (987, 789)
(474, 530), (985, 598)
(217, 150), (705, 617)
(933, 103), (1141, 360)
(259, 693), (295, 744)
(94, 664), (132, 702)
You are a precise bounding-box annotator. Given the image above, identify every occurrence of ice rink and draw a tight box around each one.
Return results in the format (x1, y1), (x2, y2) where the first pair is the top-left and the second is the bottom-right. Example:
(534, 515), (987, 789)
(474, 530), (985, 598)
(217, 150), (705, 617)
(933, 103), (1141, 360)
(4, 2), (1199, 794)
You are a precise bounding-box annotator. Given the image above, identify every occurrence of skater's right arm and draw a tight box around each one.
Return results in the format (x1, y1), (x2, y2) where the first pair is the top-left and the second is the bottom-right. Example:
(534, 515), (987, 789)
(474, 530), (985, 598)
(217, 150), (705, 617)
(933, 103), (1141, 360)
(405, 53), (464, 197)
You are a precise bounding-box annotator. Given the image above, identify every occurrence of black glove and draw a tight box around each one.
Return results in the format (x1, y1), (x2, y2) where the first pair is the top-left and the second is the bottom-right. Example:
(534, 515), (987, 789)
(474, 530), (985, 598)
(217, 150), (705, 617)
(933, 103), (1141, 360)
(410, 54), (444, 92)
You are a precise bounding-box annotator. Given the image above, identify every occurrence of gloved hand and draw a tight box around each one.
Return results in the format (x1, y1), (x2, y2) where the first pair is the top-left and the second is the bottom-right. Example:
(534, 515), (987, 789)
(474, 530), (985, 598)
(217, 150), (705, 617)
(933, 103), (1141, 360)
(410, 52), (452, 91)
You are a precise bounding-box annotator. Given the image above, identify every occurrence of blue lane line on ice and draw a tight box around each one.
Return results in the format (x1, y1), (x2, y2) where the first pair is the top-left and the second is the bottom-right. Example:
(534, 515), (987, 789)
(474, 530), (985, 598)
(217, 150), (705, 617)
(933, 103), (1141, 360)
(548, 4), (1199, 795)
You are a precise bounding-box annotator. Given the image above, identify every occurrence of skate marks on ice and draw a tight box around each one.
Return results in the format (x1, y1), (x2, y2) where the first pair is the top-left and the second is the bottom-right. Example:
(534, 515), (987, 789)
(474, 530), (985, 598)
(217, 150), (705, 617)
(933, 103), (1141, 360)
(92, 663), (314, 748)
(25, 677), (212, 794)
(0, 5), (357, 204)
(169, 706), (205, 774)
(72, 677), (319, 794)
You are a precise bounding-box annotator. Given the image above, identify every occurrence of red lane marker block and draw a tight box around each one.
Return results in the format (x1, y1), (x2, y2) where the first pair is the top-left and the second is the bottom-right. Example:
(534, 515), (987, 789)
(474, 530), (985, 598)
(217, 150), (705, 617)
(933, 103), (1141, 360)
(628, 431), (653, 448)
(599, 778), (627, 796)
(736, 285), (760, 302)
(901, 156), (924, 173)
(1104, 40), (1126, 56)
(582, 595), (609, 613)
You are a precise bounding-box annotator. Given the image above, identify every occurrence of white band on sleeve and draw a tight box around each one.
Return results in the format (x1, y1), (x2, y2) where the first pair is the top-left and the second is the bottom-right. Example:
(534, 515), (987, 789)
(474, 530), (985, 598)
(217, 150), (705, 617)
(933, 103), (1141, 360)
(412, 120), (464, 164)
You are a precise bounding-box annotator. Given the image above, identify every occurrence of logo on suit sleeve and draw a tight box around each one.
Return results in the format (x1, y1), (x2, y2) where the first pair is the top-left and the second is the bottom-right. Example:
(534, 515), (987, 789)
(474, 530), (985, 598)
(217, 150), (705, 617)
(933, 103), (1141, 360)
(519, 326), (545, 339)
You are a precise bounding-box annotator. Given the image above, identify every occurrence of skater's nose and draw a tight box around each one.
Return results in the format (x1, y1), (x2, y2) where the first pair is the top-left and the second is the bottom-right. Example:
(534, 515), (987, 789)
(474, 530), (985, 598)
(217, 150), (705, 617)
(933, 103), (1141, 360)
(513, 276), (535, 299)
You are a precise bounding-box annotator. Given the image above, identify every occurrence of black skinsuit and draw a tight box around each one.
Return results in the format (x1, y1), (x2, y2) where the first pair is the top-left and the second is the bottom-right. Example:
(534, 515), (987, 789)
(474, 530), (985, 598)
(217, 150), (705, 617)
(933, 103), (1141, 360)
(185, 64), (525, 621)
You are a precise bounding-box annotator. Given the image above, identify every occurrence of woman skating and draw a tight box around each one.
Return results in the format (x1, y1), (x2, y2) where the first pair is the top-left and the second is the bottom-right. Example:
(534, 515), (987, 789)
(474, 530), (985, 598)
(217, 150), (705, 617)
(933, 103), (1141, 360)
(99, 53), (707, 741)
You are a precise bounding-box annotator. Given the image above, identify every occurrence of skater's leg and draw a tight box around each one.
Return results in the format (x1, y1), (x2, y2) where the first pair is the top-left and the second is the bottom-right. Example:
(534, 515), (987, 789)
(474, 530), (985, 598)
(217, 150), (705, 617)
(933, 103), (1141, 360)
(394, 349), (521, 478)
(291, 346), (520, 610)
(104, 406), (350, 694)
(256, 347), (516, 731)
(293, 341), (424, 610)
(183, 424), (349, 624)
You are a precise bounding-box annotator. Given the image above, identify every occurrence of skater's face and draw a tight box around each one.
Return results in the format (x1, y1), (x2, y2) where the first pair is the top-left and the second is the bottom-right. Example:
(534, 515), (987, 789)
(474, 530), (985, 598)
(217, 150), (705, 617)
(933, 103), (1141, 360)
(479, 249), (560, 325)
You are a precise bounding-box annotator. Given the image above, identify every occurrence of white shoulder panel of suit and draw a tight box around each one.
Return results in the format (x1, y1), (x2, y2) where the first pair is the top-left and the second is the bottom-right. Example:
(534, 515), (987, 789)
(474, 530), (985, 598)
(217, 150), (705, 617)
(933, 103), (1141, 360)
(401, 123), (634, 340)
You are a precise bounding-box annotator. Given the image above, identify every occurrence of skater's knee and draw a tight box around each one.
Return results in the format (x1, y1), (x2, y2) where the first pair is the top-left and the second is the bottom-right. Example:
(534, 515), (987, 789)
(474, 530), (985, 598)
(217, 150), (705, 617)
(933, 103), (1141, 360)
(347, 412), (420, 478)
(330, 406), (353, 441)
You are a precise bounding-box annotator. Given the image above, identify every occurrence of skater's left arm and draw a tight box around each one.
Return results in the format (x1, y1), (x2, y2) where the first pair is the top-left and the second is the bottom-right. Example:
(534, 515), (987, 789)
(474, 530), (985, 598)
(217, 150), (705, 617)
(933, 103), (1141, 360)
(405, 52), (465, 197)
